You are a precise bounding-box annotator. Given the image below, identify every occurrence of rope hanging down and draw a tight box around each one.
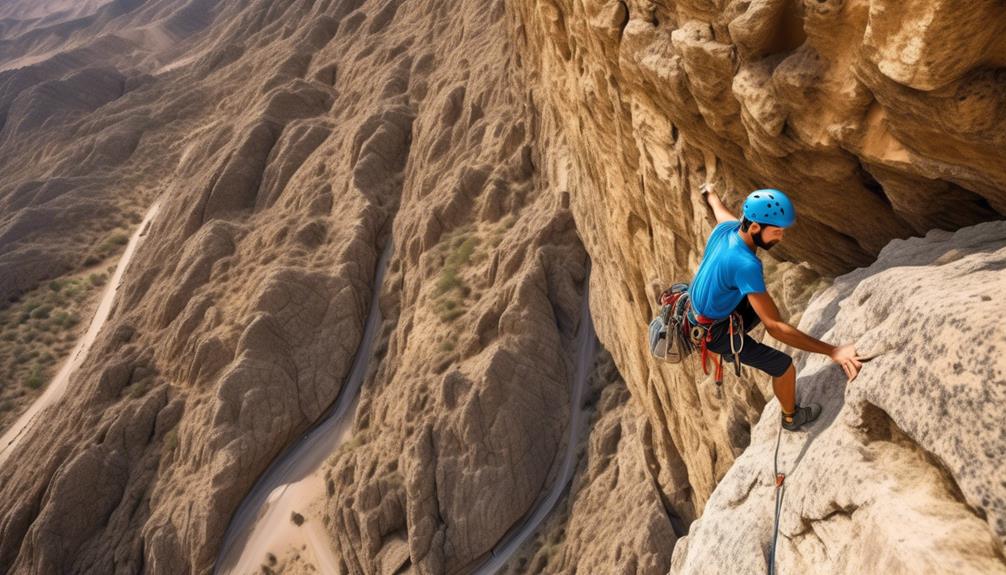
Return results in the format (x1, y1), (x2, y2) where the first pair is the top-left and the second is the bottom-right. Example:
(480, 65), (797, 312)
(768, 424), (785, 575)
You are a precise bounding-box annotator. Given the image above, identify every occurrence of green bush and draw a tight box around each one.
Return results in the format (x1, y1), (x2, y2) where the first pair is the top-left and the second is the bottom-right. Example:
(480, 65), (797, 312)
(434, 235), (480, 299)
(89, 273), (107, 287)
(24, 366), (44, 389)
(435, 265), (460, 296)
(49, 280), (63, 292)
(98, 232), (130, 255)
(30, 304), (52, 319)
(163, 429), (179, 452)
(442, 308), (464, 321)
(127, 380), (149, 398)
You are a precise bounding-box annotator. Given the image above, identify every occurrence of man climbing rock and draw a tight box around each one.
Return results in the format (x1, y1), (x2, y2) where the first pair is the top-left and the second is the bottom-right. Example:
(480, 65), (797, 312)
(691, 183), (863, 431)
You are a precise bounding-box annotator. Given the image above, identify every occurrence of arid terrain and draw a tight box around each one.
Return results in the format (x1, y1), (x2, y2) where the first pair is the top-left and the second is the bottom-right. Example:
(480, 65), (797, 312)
(0, 1), (1003, 574)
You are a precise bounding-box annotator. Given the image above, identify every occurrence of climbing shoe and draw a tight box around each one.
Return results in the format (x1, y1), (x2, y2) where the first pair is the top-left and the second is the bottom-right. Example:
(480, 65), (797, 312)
(781, 403), (821, 432)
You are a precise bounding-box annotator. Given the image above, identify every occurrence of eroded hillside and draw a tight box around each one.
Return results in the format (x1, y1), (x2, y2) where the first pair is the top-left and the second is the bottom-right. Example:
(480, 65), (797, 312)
(0, 1), (1003, 574)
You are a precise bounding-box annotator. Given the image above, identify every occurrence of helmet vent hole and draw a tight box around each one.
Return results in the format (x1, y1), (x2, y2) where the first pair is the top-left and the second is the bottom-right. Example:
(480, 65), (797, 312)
(754, 194), (761, 198)
(781, 207), (785, 214)
(768, 194), (775, 199)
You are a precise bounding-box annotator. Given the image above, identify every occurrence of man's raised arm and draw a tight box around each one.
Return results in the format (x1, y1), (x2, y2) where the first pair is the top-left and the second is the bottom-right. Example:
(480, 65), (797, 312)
(700, 183), (738, 224)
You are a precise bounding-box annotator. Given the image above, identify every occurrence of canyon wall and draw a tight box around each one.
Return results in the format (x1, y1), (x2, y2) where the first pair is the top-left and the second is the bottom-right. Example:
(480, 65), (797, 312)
(0, 0), (1003, 574)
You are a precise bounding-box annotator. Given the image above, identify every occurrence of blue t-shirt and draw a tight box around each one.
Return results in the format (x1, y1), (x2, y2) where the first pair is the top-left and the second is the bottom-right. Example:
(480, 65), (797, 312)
(689, 221), (766, 320)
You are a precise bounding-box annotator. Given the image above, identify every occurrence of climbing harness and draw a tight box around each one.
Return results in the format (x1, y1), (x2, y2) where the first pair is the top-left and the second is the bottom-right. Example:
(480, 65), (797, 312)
(768, 422), (784, 575)
(649, 284), (747, 385)
(686, 301), (744, 386)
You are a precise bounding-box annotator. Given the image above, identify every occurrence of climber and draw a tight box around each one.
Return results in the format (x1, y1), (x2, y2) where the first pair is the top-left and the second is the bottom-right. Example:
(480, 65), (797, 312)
(691, 182), (864, 431)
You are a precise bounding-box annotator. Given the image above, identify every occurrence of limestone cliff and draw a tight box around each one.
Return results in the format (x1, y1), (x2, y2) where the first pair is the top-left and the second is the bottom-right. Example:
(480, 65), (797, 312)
(0, 0), (1003, 574)
(672, 221), (1006, 574)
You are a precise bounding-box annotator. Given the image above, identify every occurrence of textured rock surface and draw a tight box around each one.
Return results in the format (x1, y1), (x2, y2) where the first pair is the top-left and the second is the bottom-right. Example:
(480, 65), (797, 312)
(672, 221), (1006, 574)
(0, 0), (1004, 574)
(516, 0), (1006, 531)
(499, 350), (678, 575)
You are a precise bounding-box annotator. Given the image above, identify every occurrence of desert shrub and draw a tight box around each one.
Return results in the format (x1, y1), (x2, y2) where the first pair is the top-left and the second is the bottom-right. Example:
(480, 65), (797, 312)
(99, 232), (130, 253)
(435, 296), (465, 322)
(436, 265), (460, 296)
(23, 366), (44, 389)
(441, 308), (464, 321)
(163, 429), (179, 452)
(30, 304), (52, 319)
(127, 380), (150, 398)
(89, 273), (107, 287)
(434, 234), (480, 299)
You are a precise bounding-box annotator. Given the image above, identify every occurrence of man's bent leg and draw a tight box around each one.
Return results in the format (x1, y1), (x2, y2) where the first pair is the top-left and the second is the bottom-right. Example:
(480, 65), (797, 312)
(773, 363), (796, 415)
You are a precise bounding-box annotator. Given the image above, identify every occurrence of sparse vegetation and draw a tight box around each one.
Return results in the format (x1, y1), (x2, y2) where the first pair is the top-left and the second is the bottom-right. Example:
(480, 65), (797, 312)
(0, 267), (109, 421)
(431, 229), (482, 323)
(438, 338), (456, 353)
(164, 429), (179, 452)
(23, 366), (44, 390)
(126, 380), (150, 398)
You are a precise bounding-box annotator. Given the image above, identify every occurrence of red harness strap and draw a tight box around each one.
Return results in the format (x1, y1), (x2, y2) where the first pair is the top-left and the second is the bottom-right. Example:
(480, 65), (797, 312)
(695, 310), (741, 385)
(695, 314), (725, 383)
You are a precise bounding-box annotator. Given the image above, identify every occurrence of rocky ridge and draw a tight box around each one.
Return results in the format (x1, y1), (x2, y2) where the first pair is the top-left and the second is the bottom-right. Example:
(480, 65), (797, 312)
(0, 0), (1003, 574)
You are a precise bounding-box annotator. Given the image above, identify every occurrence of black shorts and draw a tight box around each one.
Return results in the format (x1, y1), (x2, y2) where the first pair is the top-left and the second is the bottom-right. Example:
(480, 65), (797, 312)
(704, 296), (793, 378)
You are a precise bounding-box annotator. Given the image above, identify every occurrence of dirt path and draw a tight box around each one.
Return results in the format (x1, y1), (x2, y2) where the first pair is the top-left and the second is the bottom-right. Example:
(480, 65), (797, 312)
(0, 199), (162, 466)
(215, 242), (392, 575)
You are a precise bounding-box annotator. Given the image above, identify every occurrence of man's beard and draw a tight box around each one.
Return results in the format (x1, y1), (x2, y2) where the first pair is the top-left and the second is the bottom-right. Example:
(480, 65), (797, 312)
(753, 230), (776, 250)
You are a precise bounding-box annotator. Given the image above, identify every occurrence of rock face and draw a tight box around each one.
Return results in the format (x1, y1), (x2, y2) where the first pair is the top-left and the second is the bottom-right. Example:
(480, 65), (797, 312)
(0, 0), (1003, 574)
(514, 0), (1006, 535)
(500, 350), (679, 575)
(672, 221), (1006, 574)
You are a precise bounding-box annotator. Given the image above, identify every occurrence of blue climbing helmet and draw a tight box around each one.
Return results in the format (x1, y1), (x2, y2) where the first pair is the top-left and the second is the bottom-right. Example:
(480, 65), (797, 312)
(742, 189), (795, 228)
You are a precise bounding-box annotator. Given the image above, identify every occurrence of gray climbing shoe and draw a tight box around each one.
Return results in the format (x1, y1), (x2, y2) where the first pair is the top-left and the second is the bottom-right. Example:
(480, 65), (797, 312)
(781, 403), (821, 432)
